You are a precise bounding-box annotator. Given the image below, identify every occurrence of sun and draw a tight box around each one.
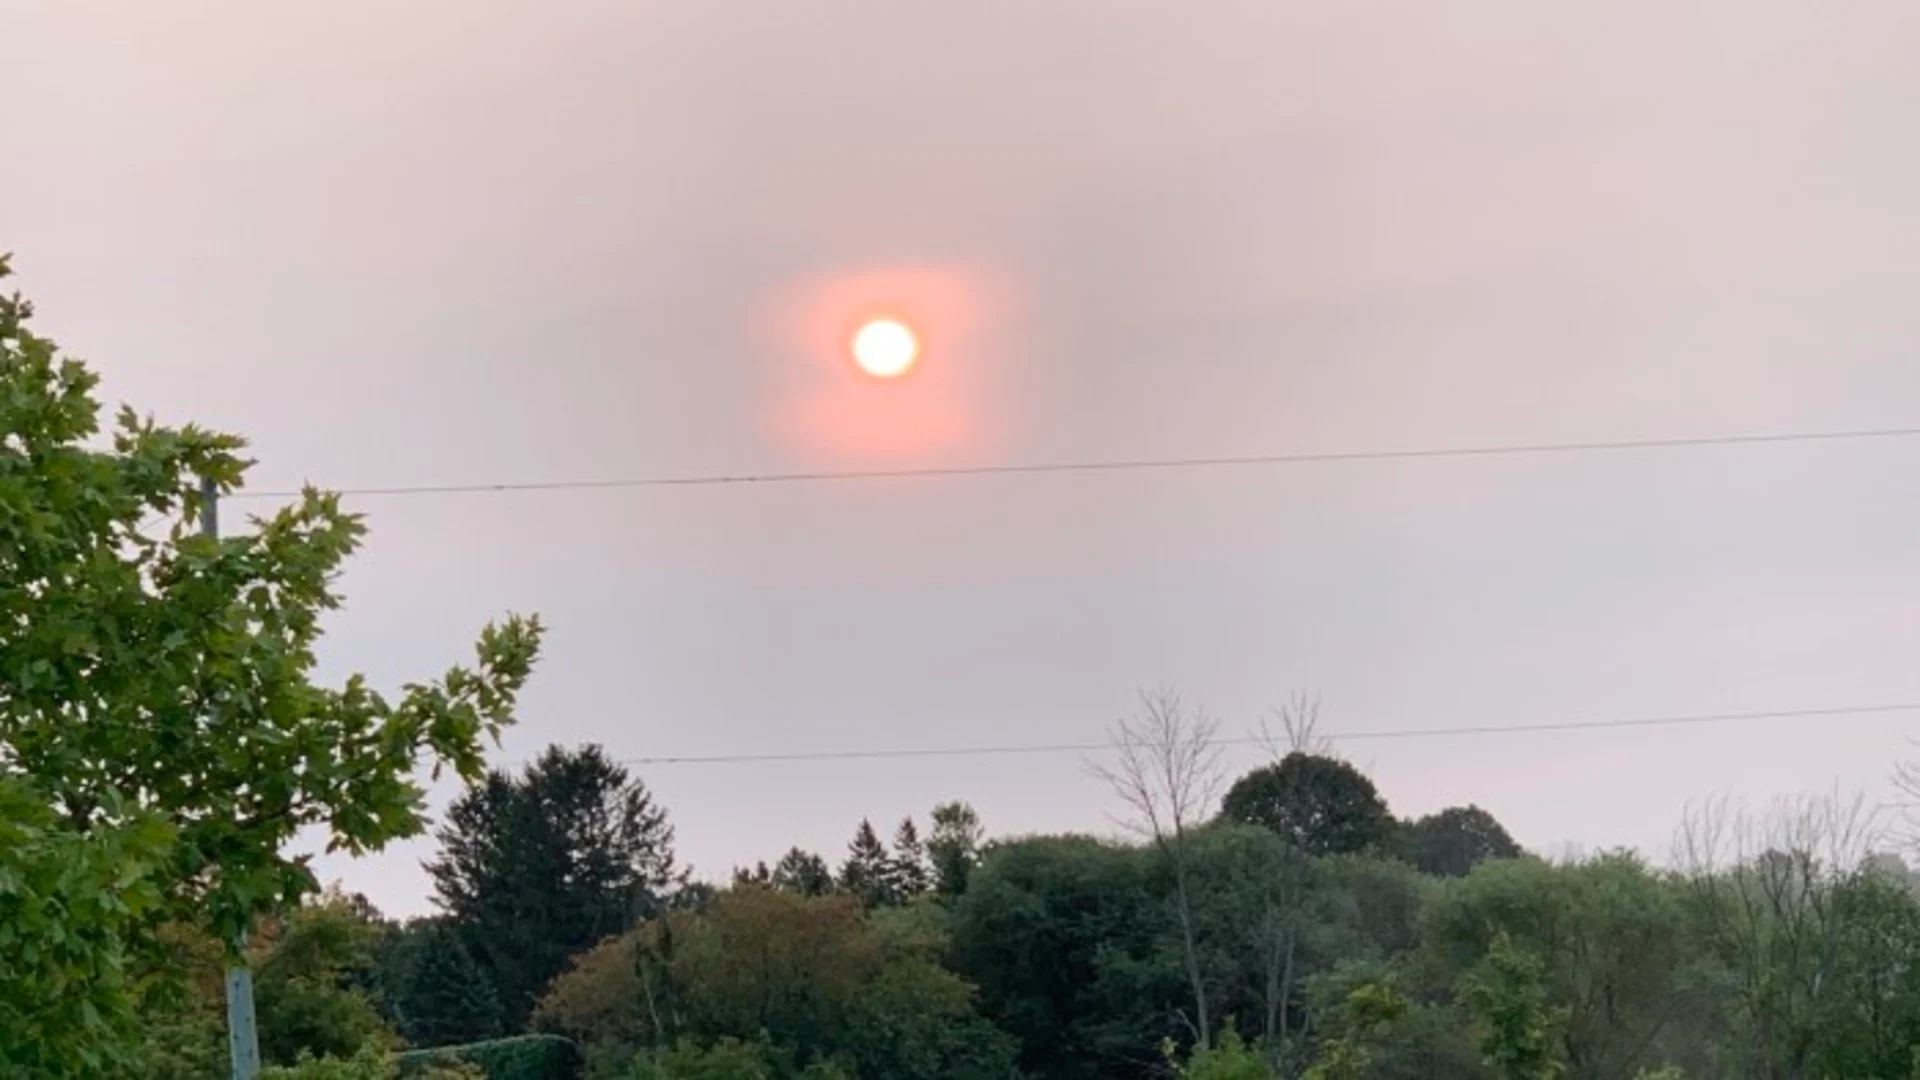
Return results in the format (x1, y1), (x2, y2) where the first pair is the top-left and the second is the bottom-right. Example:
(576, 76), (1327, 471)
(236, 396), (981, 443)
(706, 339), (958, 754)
(851, 318), (919, 379)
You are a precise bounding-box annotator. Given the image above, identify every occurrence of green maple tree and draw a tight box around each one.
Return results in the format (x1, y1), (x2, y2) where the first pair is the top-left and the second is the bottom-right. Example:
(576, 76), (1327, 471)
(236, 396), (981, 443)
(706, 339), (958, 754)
(0, 255), (542, 1070)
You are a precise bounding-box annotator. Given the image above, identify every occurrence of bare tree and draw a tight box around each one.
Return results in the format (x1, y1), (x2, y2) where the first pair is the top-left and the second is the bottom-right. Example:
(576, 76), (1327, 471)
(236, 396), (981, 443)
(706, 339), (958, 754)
(1257, 692), (1330, 761)
(1673, 790), (1878, 1080)
(1888, 744), (1920, 849)
(1089, 688), (1224, 1048)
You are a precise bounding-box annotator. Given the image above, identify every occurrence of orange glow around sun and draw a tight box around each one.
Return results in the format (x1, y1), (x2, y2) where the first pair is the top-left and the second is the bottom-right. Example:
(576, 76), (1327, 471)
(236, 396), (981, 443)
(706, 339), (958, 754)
(757, 265), (1005, 459)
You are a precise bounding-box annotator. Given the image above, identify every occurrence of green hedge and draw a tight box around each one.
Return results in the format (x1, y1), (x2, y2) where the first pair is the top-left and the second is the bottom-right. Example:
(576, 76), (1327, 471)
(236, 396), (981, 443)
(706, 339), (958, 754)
(396, 1035), (582, 1080)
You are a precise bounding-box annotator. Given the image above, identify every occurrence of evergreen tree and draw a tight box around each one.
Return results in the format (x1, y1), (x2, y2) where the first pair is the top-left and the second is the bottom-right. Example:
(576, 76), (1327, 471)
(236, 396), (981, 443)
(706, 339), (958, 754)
(888, 818), (932, 900)
(840, 819), (895, 907)
(927, 801), (985, 899)
(733, 861), (774, 888)
(381, 919), (503, 1048)
(427, 743), (685, 1027)
(771, 848), (836, 896)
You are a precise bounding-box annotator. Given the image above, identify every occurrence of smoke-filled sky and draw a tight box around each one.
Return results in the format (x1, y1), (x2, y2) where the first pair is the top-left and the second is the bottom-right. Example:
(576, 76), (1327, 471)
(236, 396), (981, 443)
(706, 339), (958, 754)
(7, 1), (1920, 916)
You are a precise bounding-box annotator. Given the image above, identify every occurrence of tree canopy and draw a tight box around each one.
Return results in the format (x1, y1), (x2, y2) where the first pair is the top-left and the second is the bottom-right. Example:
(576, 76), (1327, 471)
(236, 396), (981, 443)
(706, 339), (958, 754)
(0, 255), (542, 949)
(0, 255), (541, 1075)
(534, 888), (1017, 1078)
(1404, 805), (1523, 878)
(1219, 754), (1398, 858)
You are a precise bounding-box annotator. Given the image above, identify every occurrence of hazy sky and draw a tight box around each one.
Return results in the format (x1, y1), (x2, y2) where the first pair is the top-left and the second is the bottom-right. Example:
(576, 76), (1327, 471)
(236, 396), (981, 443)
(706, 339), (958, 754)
(7, 1), (1920, 917)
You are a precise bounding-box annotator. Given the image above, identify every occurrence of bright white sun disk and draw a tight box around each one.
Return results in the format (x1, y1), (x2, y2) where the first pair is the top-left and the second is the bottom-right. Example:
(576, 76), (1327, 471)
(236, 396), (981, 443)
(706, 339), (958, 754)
(852, 319), (918, 378)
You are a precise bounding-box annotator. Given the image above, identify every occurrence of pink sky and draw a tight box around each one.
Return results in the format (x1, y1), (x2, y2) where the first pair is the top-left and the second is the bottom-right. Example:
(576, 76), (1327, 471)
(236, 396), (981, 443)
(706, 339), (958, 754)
(6, 0), (1920, 915)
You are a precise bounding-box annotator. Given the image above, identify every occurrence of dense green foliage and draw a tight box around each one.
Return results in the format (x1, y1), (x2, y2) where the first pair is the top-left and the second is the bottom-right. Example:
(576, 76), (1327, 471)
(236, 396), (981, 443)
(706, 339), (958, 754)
(381, 918), (506, 1047)
(0, 260), (541, 945)
(535, 888), (1015, 1079)
(130, 892), (404, 1077)
(266, 1044), (483, 1080)
(253, 894), (400, 1066)
(1402, 806), (1523, 878)
(295, 805), (1920, 1080)
(1171, 1029), (1275, 1080)
(1805, 868), (1920, 1078)
(1456, 934), (1568, 1079)
(946, 827), (1433, 1078)
(1419, 853), (1692, 1077)
(1221, 753), (1398, 858)
(396, 1035), (581, 1080)
(428, 745), (684, 1028)
(0, 777), (172, 1078)
(130, 921), (234, 1079)
(262, 1046), (396, 1080)
(616, 1038), (787, 1079)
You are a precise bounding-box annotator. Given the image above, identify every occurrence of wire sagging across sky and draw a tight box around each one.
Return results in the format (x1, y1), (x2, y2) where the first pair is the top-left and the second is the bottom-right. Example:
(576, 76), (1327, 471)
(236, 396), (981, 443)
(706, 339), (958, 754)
(232, 423), (1920, 501)
(595, 701), (1920, 767)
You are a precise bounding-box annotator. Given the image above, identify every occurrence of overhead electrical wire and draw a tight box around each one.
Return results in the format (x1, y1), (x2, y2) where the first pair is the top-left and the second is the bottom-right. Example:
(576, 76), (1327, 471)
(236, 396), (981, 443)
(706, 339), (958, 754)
(593, 701), (1920, 767)
(214, 425), (1920, 771)
(230, 423), (1920, 501)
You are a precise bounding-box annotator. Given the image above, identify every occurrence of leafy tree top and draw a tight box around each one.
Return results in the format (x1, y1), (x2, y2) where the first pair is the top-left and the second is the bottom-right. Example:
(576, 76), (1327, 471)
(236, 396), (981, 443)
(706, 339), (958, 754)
(0, 255), (543, 946)
(1404, 805), (1523, 878)
(1219, 753), (1396, 858)
(1458, 933), (1569, 1079)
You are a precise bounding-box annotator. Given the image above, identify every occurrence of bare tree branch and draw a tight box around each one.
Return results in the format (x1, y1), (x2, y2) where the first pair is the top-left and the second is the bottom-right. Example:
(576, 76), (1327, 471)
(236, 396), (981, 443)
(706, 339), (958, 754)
(1256, 692), (1328, 761)
(1090, 688), (1224, 847)
(1887, 738), (1920, 850)
(1672, 789), (1879, 1078)
(1088, 687), (1224, 1049)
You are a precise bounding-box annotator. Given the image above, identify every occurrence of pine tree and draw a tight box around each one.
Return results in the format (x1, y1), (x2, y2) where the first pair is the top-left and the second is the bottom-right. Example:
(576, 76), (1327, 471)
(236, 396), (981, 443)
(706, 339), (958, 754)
(733, 861), (774, 888)
(840, 820), (895, 907)
(888, 818), (932, 900)
(427, 743), (686, 1027)
(771, 848), (836, 896)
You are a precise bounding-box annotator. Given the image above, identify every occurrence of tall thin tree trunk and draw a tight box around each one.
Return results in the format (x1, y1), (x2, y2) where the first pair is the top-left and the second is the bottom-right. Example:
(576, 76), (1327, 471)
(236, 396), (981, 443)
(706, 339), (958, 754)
(1170, 852), (1210, 1047)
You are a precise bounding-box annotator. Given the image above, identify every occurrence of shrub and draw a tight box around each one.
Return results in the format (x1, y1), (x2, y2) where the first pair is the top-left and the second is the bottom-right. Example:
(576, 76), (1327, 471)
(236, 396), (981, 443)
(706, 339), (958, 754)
(1169, 1029), (1275, 1080)
(397, 1034), (583, 1080)
(621, 1038), (781, 1079)
(263, 1046), (394, 1080)
(266, 1048), (484, 1080)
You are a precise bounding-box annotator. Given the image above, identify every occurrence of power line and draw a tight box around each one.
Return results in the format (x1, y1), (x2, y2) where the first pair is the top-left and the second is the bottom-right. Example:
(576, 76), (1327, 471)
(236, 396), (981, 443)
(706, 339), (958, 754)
(232, 423), (1920, 501)
(599, 701), (1920, 767)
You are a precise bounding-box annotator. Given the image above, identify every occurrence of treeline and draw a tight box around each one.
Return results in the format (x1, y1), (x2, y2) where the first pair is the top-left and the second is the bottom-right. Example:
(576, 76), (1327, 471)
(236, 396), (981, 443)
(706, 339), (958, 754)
(7, 264), (1919, 1079)
(135, 732), (1920, 1080)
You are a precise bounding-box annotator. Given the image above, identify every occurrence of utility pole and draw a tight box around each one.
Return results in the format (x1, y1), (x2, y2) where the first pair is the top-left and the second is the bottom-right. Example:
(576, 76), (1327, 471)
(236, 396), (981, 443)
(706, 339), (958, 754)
(204, 475), (262, 1080)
